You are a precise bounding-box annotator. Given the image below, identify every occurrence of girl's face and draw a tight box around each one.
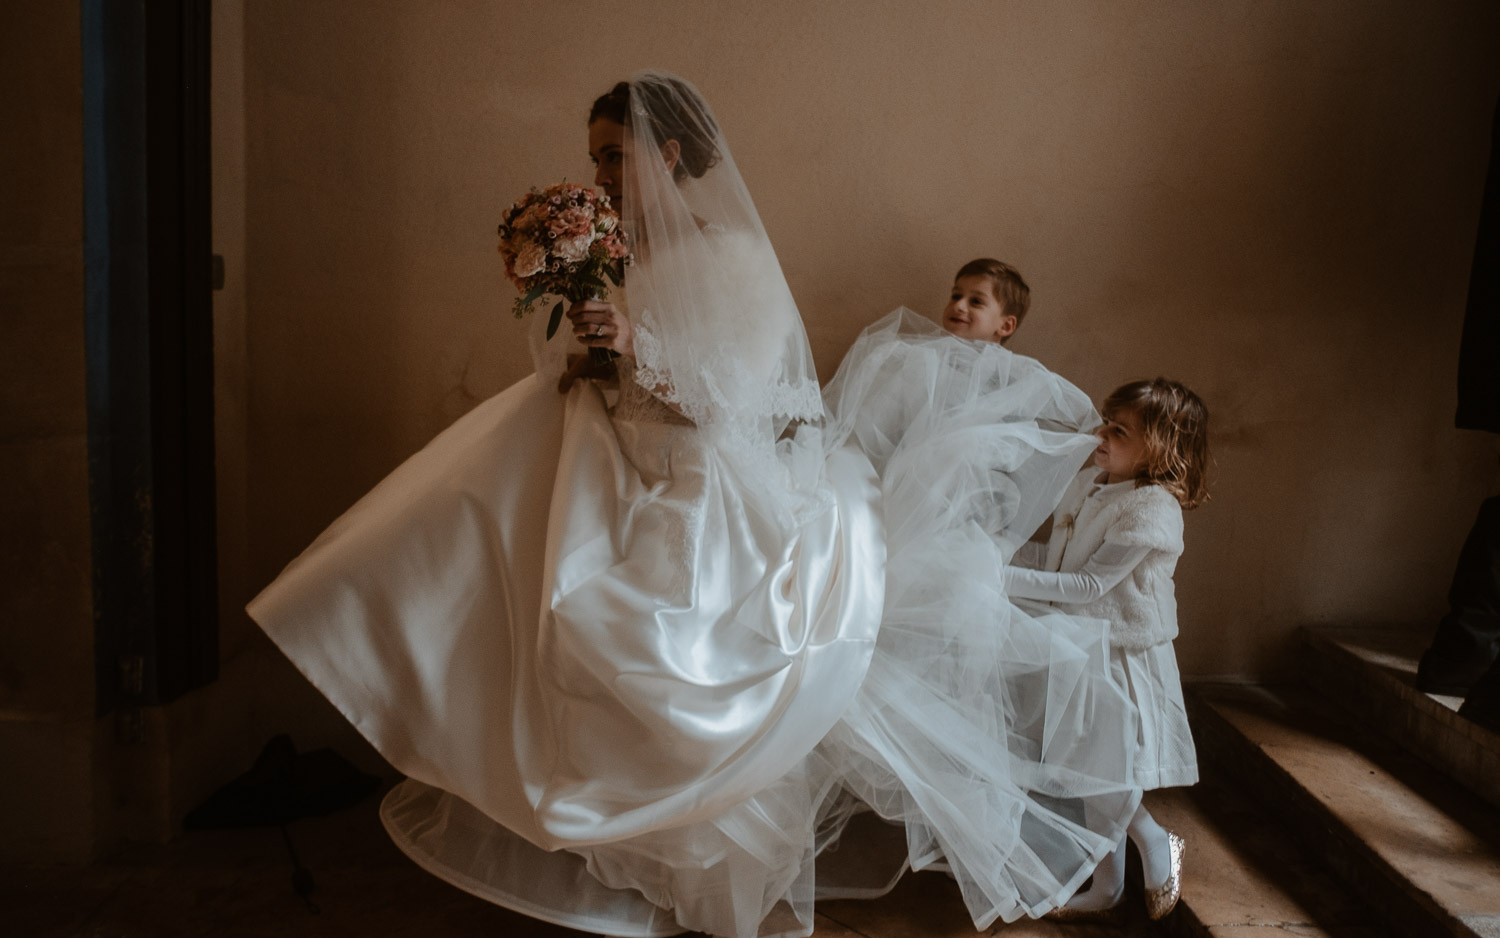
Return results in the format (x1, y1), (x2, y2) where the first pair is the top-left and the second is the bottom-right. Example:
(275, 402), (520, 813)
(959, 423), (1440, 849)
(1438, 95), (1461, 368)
(943, 275), (1016, 343)
(589, 119), (625, 202)
(1095, 407), (1149, 484)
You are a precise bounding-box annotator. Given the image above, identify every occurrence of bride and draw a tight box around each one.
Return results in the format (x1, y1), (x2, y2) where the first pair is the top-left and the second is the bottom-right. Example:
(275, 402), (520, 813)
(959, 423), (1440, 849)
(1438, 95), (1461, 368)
(249, 71), (1139, 938)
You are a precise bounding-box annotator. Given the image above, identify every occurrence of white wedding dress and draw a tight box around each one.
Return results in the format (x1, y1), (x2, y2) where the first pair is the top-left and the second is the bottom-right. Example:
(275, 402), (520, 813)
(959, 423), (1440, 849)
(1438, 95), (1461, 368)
(249, 71), (1141, 938)
(250, 303), (1142, 938)
(253, 320), (884, 937)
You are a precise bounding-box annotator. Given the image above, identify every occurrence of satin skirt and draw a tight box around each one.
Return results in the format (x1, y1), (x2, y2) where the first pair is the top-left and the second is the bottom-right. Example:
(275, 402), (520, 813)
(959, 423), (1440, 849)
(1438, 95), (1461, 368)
(251, 376), (884, 936)
(250, 369), (1141, 937)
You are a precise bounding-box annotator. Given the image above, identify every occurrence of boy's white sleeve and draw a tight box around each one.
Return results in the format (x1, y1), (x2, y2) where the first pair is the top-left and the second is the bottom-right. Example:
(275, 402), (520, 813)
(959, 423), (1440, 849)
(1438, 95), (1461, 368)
(1004, 541), (1151, 604)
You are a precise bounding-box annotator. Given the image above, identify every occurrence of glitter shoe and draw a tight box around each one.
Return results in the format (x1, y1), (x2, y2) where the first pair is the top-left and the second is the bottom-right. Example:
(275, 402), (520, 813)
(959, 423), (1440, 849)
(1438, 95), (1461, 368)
(1144, 830), (1185, 920)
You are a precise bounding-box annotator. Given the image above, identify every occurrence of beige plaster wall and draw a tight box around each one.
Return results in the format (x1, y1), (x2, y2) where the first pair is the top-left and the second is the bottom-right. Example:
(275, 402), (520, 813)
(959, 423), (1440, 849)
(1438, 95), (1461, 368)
(164, 0), (390, 833)
(212, 0), (251, 699)
(240, 0), (1500, 701)
(157, 0), (281, 838)
(0, 0), (95, 862)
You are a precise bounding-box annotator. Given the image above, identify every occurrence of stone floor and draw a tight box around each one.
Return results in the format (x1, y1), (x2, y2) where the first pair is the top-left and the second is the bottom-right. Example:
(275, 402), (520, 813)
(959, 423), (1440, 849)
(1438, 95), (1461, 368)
(6, 784), (1158, 938)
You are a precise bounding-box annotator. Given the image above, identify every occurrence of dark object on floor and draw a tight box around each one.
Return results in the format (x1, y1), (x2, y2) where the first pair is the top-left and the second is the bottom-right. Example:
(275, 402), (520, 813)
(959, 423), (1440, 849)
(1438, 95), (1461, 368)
(1417, 496), (1500, 699)
(185, 734), (382, 829)
(1459, 664), (1500, 733)
(184, 734), (383, 912)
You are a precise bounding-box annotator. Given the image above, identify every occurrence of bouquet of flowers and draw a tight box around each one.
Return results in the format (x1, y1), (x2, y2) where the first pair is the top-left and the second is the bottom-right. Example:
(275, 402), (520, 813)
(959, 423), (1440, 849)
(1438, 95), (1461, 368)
(497, 182), (631, 362)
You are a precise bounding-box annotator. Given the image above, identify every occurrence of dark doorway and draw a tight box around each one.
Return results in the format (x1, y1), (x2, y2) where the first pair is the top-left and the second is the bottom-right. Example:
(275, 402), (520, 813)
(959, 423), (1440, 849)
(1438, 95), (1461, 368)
(82, 0), (217, 714)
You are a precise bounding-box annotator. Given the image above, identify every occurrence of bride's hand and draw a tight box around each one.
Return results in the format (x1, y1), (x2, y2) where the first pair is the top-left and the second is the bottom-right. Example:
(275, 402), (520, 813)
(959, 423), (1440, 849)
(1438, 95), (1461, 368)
(567, 299), (634, 359)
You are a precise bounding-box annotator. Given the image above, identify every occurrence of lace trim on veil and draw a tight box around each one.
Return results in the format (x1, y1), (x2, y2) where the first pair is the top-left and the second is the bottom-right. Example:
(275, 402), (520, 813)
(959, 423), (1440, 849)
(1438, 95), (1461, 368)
(632, 308), (824, 425)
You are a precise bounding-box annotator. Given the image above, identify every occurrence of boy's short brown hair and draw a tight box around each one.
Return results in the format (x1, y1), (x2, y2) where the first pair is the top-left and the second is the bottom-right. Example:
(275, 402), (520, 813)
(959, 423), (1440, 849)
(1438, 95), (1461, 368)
(956, 258), (1031, 332)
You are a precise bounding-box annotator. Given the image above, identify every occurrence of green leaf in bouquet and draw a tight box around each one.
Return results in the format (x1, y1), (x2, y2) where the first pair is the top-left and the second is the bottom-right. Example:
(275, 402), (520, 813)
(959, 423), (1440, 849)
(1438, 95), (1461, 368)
(546, 299), (566, 339)
(604, 262), (622, 286)
(522, 283), (545, 306)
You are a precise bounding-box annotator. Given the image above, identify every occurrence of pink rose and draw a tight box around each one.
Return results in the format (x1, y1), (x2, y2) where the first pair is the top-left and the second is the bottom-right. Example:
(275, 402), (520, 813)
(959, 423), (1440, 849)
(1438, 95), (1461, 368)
(514, 241), (547, 278)
(549, 206), (594, 238)
(554, 233), (592, 264)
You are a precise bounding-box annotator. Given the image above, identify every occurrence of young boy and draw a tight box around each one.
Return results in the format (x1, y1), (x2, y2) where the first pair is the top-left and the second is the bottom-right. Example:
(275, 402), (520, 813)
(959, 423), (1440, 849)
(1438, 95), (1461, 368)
(941, 258), (1030, 345)
(818, 264), (1140, 918)
(823, 256), (1094, 553)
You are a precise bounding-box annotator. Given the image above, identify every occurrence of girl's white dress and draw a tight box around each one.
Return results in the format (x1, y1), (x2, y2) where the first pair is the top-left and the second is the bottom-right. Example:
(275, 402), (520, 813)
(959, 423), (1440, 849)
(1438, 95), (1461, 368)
(1009, 468), (1199, 789)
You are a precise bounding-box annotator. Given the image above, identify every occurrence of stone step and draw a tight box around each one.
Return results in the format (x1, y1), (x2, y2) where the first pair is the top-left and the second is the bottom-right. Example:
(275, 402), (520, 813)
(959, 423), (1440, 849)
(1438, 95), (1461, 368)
(1300, 625), (1500, 811)
(1189, 682), (1500, 938)
(1145, 778), (1388, 937)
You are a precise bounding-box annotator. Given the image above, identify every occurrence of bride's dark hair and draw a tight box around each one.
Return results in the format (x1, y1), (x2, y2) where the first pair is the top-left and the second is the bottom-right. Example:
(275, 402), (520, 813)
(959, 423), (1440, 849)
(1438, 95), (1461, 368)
(588, 81), (630, 126)
(589, 78), (722, 181)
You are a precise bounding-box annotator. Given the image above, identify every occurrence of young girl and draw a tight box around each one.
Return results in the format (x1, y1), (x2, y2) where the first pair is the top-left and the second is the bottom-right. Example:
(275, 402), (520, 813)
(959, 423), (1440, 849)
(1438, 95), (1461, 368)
(1006, 377), (1210, 920)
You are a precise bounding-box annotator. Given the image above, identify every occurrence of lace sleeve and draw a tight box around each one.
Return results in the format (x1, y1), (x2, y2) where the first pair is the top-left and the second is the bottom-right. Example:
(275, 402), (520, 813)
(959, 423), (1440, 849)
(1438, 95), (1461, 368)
(629, 309), (670, 395)
(614, 353), (694, 426)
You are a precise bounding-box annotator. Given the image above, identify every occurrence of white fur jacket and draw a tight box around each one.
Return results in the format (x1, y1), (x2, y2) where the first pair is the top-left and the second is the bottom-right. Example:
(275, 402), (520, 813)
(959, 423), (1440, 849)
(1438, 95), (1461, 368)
(1010, 468), (1184, 652)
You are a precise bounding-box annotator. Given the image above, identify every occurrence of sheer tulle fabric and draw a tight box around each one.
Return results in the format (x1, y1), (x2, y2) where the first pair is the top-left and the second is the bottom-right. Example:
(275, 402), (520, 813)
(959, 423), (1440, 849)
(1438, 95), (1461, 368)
(816, 309), (1141, 923)
(621, 71), (824, 510)
(822, 308), (1103, 561)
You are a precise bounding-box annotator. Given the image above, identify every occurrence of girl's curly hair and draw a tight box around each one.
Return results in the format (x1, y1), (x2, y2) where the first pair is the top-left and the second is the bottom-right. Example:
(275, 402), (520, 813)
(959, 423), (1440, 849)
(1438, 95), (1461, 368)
(1103, 377), (1210, 510)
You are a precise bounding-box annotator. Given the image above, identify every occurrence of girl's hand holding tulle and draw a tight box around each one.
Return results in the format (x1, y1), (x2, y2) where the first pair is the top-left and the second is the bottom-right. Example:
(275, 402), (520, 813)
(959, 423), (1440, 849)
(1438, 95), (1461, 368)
(568, 300), (634, 359)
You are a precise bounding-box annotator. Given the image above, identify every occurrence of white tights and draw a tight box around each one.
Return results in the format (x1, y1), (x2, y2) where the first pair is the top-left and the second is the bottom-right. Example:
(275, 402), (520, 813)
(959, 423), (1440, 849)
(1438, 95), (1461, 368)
(1062, 803), (1172, 912)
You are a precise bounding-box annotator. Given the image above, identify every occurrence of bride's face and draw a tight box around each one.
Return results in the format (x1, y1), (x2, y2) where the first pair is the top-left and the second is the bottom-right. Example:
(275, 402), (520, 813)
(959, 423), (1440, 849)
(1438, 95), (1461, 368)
(590, 118), (685, 205)
(589, 119), (625, 202)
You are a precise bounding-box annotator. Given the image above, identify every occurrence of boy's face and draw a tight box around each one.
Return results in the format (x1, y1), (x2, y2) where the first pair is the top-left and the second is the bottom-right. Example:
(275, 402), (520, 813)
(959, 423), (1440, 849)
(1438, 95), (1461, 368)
(942, 275), (1017, 343)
